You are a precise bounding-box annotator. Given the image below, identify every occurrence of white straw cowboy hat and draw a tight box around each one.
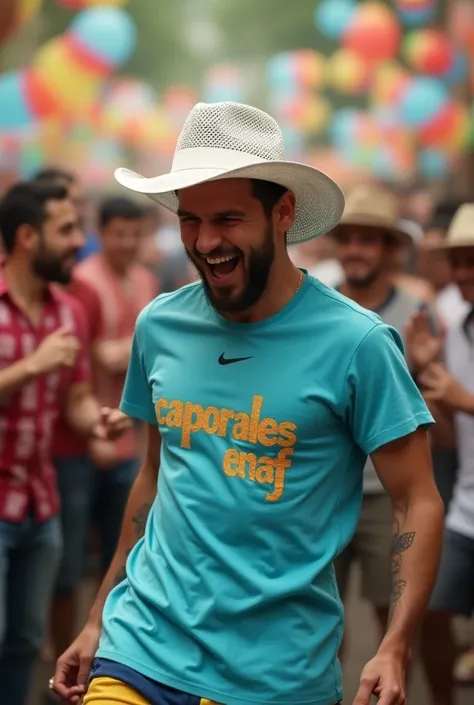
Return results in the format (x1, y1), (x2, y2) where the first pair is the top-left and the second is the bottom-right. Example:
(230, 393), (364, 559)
(331, 185), (414, 246)
(114, 101), (345, 244)
(435, 203), (474, 249)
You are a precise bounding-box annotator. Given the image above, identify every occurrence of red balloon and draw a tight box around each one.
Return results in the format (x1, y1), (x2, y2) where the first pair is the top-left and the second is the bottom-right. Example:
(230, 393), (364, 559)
(343, 2), (402, 62)
(404, 29), (454, 76)
(419, 101), (459, 147)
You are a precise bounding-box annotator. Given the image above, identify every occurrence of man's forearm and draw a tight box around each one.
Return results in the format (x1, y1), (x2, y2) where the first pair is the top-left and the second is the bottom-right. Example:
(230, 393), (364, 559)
(0, 356), (38, 401)
(457, 392), (474, 416)
(380, 495), (444, 656)
(66, 390), (101, 437)
(87, 468), (156, 628)
(94, 338), (132, 374)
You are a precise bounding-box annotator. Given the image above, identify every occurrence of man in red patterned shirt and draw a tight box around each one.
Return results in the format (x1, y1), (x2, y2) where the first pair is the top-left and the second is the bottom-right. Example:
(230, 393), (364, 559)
(0, 180), (129, 705)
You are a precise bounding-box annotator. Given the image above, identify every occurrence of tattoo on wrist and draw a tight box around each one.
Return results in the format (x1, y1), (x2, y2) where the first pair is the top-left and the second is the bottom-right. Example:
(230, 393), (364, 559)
(389, 525), (416, 613)
(113, 502), (153, 586)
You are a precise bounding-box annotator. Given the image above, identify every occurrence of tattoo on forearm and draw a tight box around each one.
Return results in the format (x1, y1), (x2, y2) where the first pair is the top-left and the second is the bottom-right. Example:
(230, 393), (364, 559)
(392, 579), (408, 604)
(113, 549), (131, 586)
(113, 502), (152, 586)
(389, 525), (416, 612)
(132, 503), (152, 540)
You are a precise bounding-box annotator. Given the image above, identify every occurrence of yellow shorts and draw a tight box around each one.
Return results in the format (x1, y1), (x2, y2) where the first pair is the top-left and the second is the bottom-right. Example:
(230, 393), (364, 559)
(84, 677), (221, 705)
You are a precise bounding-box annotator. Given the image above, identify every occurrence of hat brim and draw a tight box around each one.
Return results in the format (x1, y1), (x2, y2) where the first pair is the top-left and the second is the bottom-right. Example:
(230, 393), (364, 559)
(114, 160), (345, 244)
(330, 217), (414, 247)
(428, 237), (474, 250)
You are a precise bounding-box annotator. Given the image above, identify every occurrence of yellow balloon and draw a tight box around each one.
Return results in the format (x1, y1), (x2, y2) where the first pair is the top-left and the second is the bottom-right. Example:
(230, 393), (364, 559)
(327, 49), (369, 95)
(34, 38), (104, 114)
(301, 96), (332, 133)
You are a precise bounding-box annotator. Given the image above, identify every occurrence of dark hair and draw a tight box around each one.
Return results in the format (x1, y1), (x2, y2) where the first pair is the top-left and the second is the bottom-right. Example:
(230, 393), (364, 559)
(98, 196), (145, 229)
(33, 167), (75, 185)
(0, 181), (69, 254)
(428, 199), (463, 233)
(251, 179), (288, 217)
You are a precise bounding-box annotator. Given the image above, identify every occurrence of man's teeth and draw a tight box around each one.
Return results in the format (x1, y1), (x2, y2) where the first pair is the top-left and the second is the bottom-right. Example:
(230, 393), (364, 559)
(206, 255), (237, 264)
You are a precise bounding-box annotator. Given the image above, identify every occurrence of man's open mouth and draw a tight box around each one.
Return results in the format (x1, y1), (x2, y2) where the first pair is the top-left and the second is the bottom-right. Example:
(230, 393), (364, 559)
(205, 254), (240, 279)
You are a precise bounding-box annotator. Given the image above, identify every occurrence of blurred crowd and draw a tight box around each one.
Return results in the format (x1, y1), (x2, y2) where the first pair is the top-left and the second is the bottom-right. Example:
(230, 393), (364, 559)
(0, 165), (472, 705)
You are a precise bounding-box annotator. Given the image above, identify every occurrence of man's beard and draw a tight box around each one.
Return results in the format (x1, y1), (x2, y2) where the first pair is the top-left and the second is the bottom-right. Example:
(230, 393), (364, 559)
(346, 264), (384, 288)
(32, 244), (76, 285)
(188, 223), (275, 313)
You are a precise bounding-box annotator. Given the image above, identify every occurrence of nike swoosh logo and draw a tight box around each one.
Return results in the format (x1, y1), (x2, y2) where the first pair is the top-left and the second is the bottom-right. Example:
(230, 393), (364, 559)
(218, 353), (253, 366)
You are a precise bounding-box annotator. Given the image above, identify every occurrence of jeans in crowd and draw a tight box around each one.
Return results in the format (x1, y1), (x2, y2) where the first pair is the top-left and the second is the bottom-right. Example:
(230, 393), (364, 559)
(0, 513), (62, 705)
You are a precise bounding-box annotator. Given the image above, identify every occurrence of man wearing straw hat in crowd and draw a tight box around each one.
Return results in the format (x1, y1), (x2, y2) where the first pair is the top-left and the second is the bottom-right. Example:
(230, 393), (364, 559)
(53, 102), (443, 705)
(405, 203), (474, 705)
(328, 184), (436, 650)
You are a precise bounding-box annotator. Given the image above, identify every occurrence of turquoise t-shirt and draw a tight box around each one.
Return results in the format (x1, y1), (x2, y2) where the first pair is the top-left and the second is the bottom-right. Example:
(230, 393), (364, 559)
(97, 274), (434, 705)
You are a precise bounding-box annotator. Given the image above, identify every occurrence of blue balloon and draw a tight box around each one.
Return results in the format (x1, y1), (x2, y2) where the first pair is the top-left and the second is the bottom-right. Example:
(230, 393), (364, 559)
(419, 149), (448, 179)
(266, 53), (295, 93)
(0, 72), (34, 133)
(330, 108), (361, 149)
(399, 78), (449, 127)
(372, 150), (397, 180)
(397, 8), (437, 27)
(71, 7), (137, 66)
(314, 0), (357, 39)
(443, 52), (468, 86)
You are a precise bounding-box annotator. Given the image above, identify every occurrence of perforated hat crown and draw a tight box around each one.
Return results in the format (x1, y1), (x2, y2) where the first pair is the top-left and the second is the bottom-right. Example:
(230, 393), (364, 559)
(114, 101), (345, 244)
(175, 102), (285, 162)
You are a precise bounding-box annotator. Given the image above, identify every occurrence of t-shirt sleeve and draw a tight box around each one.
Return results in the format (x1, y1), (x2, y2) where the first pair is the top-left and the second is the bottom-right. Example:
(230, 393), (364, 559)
(344, 323), (434, 455)
(119, 306), (157, 424)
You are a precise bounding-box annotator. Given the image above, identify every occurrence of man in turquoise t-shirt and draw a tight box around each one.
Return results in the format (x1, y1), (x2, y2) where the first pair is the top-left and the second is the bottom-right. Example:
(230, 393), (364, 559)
(53, 103), (444, 705)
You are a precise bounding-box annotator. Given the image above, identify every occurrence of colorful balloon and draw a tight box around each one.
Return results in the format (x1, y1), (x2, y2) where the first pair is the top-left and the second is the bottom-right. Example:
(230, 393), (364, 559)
(282, 95), (332, 134)
(266, 50), (326, 94)
(343, 2), (401, 63)
(293, 50), (327, 89)
(266, 53), (296, 94)
(442, 52), (468, 86)
(370, 61), (411, 106)
(33, 38), (106, 114)
(69, 6), (136, 66)
(393, 1), (438, 27)
(403, 29), (454, 76)
(399, 77), (449, 127)
(330, 108), (364, 149)
(23, 6), (137, 122)
(98, 78), (158, 140)
(418, 149), (449, 179)
(0, 72), (35, 131)
(327, 49), (370, 95)
(313, 0), (357, 40)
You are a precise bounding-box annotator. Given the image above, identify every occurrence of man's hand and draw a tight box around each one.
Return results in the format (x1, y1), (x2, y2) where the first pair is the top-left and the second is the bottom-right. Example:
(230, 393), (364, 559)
(89, 437), (119, 470)
(95, 339), (132, 374)
(354, 652), (407, 705)
(53, 622), (101, 703)
(418, 363), (474, 414)
(91, 407), (132, 441)
(404, 311), (444, 373)
(27, 326), (80, 376)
